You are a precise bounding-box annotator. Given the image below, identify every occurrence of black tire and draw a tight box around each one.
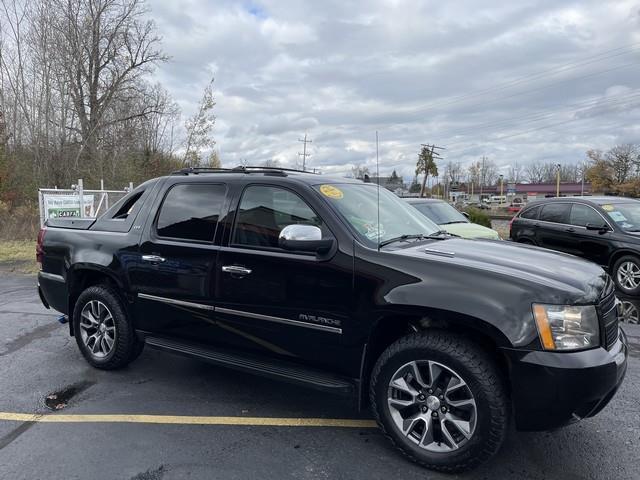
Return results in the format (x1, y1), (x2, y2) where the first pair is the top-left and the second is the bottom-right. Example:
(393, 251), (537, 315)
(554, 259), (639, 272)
(370, 331), (509, 473)
(612, 255), (640, 296)
(72, 284), (144, 370)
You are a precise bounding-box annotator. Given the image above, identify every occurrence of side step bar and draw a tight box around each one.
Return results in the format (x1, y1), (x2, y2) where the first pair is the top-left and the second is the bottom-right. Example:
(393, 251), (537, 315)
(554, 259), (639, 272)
(143, 335), (356, 395)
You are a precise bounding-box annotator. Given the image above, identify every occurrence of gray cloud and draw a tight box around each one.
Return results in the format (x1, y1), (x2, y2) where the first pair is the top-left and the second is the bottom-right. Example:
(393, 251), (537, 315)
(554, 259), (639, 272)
(147, 0), (640, 182)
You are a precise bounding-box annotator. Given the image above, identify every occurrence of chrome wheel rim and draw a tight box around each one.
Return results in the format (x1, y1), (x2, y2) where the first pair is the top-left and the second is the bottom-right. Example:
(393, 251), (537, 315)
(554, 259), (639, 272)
(617, 261), (640, 291)
(387, 360), (477, 453)
(619, 301), (639, 324)
(79, 300), (116, 358)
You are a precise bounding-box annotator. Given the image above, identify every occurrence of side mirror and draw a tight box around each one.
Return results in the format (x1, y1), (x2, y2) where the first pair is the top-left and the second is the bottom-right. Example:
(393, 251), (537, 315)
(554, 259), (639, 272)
(586, 223), (610, 233)
(278, 224), (334, 253)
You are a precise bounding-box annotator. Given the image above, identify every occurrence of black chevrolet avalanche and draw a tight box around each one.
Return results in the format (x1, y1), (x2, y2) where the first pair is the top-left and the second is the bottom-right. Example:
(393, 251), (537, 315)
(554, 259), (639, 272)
(510, 196), (640, 296)
(37, 167), (628, 472)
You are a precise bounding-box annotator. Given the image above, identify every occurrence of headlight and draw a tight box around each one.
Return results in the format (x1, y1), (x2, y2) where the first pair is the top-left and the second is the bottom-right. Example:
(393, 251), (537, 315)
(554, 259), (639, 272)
(532, 304), (600, 351)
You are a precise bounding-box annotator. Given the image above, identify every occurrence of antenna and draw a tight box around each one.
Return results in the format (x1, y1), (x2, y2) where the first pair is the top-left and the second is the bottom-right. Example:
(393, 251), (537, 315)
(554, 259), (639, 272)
(376, 131), (380, 252)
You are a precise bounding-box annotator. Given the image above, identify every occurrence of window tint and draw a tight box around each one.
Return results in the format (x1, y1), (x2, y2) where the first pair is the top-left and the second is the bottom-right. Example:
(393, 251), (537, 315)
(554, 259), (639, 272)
(539, 203), (571, 224)
(156, 184), (226, 241)
(520, 205), (540, 220)
(233, 185), (324, 249)
(570, 204), (605, 227)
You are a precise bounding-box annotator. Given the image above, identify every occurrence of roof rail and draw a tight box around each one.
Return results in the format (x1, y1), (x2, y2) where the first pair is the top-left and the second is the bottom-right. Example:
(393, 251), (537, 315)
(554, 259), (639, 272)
(234, 165), (315, 174)
(171, 165), (317, 176)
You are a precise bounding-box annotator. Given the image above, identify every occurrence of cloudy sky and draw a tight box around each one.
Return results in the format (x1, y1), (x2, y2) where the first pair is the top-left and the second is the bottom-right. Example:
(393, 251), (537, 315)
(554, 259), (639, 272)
(147, 0), (640, 181)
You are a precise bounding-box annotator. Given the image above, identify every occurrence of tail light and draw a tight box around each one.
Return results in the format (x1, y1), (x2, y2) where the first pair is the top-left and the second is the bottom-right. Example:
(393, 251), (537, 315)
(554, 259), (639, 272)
(508, 214), (516, 236)
(36, 227), (46, 269)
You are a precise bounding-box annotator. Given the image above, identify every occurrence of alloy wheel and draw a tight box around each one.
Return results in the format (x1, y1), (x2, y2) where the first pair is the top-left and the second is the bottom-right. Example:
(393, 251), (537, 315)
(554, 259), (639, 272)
(387, 360), (477, 453)
(617, 261), (640, 291)
(619, 300), (640, 324)
(79, 300), (116, 358)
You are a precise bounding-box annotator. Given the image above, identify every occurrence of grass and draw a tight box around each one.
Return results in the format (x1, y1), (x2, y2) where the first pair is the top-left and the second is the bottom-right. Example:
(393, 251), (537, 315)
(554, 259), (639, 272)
(0, 240), (38, 274)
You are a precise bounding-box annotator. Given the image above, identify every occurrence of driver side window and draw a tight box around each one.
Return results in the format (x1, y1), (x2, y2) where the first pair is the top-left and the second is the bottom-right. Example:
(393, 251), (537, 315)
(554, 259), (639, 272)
(232, 185), (325, 249)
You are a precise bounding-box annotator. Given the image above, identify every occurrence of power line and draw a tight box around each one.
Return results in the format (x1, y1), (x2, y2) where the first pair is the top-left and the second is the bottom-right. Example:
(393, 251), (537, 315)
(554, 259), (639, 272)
(297, 133), (312, 171)
(438, 89), (640, 141)
(402, 43), (640, 117)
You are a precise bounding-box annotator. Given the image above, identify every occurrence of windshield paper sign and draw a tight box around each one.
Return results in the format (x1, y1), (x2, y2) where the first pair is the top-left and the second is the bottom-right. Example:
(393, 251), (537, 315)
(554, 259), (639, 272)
(44, 194), (95, 220)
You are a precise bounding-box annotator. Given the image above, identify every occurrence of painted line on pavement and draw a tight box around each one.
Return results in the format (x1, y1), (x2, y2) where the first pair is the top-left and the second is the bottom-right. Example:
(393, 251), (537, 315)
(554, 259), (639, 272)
(0, 412), (377, 428)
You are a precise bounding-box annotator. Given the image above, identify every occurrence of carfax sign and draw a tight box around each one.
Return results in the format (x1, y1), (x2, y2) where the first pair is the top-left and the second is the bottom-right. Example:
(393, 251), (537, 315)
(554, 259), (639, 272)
(43, 194), (95, 220)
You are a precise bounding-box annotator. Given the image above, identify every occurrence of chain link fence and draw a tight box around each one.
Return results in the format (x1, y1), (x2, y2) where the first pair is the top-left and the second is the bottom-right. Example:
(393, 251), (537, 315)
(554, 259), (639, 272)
(38, 179), (132, 227)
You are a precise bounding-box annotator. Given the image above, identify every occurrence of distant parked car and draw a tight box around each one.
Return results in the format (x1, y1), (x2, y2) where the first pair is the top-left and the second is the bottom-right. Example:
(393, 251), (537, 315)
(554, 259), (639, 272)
(406, 198), (500, 239)
(510, 196), (640, 295)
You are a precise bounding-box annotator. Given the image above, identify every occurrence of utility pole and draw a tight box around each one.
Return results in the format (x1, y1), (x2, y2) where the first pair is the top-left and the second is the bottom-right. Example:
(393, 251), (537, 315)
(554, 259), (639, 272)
(298, 133), (312, 171)
(419, 143), (445, 197)
(556, 163), (561, 197)
(479, 156), (486, 202)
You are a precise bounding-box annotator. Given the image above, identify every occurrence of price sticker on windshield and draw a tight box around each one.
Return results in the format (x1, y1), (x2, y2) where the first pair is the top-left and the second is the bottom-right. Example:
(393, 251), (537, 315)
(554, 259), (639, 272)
(320, 185), (344, 199)
(602, 204), (614, 211)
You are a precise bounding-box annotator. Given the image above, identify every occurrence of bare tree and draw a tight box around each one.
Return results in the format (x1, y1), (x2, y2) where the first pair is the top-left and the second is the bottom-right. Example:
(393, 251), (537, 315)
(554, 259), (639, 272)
(49, 0), (168, 169)
(606, 144), (637, 184)
(182, 77), (216, 167)
(525, 161), (546, 183)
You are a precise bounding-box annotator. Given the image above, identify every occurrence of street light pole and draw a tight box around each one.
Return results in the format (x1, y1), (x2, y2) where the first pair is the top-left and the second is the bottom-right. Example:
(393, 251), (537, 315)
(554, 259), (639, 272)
(556, 164), (561, 197)
(499, 174), (504, 205)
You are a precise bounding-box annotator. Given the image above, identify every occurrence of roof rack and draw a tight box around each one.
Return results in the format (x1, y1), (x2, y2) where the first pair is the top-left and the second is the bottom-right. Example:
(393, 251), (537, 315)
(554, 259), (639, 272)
(171, 165), (317, 176)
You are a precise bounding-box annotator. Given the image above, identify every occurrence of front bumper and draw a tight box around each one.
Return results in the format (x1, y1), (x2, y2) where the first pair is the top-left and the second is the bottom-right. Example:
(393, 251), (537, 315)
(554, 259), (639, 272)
(504, 328), (628, 431)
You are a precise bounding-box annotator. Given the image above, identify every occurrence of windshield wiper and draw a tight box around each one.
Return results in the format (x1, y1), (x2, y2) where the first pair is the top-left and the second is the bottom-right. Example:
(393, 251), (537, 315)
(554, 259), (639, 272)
(439, 221), (467, 225)
(427, 230), (460, 238)
(379, 234), (426, 247)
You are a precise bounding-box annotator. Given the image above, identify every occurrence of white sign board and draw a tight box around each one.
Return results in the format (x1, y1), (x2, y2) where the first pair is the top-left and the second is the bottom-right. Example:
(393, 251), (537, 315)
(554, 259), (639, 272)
(43, 194), (95, 220)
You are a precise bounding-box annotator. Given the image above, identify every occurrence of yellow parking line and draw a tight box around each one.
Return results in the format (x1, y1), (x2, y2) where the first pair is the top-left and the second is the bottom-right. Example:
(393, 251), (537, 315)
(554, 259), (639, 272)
(0, 412), (377, 428)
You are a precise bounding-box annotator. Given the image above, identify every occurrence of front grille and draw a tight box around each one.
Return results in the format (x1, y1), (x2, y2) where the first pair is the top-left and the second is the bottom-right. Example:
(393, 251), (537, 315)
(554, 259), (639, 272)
(599, 277), (619, 350)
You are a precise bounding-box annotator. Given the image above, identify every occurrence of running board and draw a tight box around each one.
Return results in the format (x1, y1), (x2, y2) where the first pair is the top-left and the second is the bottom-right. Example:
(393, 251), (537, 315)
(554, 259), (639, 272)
(143, 335), (355, 395)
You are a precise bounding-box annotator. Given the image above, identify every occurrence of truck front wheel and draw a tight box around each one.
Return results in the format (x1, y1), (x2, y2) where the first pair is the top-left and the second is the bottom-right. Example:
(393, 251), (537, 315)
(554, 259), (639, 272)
(370, 331), (509, 473)
(72, 285), (143, 370)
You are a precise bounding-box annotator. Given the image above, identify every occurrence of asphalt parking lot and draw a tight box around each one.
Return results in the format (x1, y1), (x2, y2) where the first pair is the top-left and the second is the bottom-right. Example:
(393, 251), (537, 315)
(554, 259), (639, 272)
(0, 273), (638, 480)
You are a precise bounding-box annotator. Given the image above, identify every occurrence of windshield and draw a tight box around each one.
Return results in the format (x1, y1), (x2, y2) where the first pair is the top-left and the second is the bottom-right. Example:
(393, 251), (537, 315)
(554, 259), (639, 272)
(314, 183), (439, 246)
(410, 202), (468, 225)
(601, 202), (640, 232)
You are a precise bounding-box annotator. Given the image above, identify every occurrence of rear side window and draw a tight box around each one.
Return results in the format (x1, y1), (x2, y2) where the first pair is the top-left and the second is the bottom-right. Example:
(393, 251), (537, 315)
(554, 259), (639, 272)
(156, 184), (226, 242)
(113, 191), (144, 219)
(570, 204), (604, 227)
(233, 185), (324, 249)
(539, 203), (571, 224)
(520, 205), (540, 220)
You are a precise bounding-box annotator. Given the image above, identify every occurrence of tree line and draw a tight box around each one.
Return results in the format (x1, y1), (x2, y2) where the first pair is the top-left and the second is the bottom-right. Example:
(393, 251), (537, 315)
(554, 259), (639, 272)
(0, 0), (217, 218)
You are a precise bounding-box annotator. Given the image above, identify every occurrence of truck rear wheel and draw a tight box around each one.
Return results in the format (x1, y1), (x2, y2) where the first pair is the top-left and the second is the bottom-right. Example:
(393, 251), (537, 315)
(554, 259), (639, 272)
(72, 285), (143, 370)
(370, 331), (509, 473)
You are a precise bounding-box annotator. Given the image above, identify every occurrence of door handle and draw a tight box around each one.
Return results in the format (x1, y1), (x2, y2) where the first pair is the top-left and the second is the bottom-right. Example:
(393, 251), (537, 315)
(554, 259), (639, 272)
(222, 265), (252, 275)
(565, 227), (575, 233)
(142, 254), (166, 263)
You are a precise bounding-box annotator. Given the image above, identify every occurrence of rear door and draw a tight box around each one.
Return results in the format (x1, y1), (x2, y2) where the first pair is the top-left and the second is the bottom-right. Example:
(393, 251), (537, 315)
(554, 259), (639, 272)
(568, 203), (613, 266)
(535, 203), (575, 254)
(130, 181), (228, 345)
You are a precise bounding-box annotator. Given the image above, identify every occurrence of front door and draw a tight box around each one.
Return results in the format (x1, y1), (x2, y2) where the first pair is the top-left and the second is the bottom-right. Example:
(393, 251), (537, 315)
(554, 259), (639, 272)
(215, 184), (354, 375)
(568, 203), (613, 267)
(131, 182), (227, 345)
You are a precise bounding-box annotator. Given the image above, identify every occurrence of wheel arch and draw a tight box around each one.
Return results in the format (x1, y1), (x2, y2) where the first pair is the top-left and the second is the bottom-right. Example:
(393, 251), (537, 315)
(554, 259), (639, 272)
(358, 309), (511, 410)
(67, 265), (128, 336)
(608, 249), (640, 272)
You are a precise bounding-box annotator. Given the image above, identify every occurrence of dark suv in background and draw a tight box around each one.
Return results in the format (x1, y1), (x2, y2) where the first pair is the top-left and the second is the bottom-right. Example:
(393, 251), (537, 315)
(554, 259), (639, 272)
(510, 196), (640, 295)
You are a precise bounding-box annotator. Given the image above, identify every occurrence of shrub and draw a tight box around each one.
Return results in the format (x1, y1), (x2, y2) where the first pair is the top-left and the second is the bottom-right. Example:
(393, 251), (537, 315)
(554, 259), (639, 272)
(465, 207), (491, 227)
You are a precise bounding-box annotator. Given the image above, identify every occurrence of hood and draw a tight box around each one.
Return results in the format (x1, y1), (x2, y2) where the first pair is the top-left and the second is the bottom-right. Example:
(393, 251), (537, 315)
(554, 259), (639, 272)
(440, 222), (500, 240)
(388, 237), (606, 302)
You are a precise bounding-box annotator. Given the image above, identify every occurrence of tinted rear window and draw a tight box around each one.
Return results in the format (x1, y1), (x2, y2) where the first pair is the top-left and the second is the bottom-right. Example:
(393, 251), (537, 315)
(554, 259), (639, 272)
(539, 203), (571, 224)
(520, 205), (540, 220)
(156, 184), (226, 241)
